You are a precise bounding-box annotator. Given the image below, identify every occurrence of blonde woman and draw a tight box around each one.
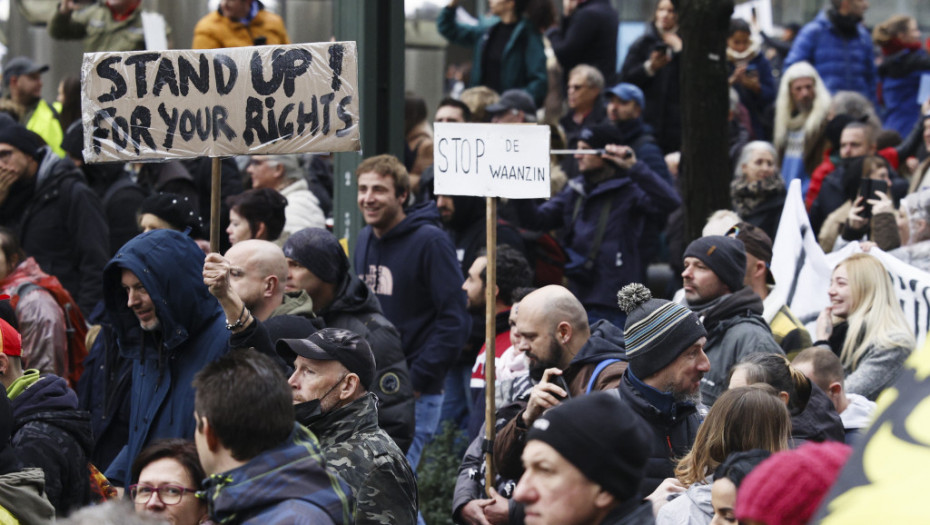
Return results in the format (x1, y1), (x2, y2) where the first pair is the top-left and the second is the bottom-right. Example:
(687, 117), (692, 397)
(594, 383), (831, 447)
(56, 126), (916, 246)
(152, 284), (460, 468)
(655, 386), (791, 525)
(815, 253), (916, 400)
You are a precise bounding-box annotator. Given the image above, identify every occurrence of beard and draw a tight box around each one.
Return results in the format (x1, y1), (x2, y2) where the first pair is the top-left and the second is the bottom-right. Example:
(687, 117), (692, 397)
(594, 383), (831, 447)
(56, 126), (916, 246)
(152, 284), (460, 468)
(665, 378), (703, 405)
(528, 338), (566, 382)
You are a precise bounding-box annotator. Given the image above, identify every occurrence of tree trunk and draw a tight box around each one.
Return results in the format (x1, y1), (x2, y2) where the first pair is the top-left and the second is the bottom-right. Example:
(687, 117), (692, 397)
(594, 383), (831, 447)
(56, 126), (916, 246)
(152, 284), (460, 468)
(674, 0), (734, 242)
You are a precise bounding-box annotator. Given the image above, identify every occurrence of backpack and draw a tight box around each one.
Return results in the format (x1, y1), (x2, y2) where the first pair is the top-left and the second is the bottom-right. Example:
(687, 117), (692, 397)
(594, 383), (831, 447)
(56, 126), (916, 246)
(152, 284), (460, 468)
(11, 279), (88, 387)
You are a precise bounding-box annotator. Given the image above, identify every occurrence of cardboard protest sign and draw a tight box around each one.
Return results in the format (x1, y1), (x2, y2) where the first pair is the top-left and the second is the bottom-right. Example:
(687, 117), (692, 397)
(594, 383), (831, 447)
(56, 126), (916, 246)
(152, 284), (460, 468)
(771, 180), (930, 348)
(81, 42), (359, 162)
(433, 123), (550, 199)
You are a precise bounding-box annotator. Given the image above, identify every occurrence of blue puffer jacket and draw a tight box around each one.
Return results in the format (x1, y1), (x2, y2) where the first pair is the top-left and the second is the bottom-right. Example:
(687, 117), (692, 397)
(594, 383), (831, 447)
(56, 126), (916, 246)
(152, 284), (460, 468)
(437, 6), (547, 106)
(514, 162), (681, 310)
(784, 10), (876, 105)
(102, 230), (229, 486)
(878, 47), (930, 137)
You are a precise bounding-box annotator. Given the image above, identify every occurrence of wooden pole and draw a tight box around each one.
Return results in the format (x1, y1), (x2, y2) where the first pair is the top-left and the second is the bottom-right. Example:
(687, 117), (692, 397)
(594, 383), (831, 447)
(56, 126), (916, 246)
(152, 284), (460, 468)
(484, 196), (498, 493)
(209, 157), (222, 253)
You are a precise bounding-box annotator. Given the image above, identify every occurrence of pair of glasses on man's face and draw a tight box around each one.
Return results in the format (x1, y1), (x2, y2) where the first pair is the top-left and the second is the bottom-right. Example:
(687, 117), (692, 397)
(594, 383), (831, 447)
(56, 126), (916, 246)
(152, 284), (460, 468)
(129, 484), (199, 505)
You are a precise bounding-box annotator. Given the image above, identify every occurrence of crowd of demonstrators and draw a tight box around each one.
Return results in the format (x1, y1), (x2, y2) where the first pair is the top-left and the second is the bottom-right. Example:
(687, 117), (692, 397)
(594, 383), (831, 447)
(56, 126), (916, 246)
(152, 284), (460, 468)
(9, 1), (930, 524)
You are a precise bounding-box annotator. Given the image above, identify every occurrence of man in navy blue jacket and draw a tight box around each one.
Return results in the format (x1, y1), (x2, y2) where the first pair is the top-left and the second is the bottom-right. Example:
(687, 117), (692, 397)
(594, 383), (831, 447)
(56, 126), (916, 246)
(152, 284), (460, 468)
(515, 123), (680, 327)
(353, 154), (470, 470)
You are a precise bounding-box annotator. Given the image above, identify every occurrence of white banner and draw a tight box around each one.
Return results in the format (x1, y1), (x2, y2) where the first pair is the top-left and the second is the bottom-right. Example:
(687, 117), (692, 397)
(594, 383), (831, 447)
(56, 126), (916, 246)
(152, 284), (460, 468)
(433, 122), (550, 199)
(82, 42), (360, 162)
(771, 180), (930, 348)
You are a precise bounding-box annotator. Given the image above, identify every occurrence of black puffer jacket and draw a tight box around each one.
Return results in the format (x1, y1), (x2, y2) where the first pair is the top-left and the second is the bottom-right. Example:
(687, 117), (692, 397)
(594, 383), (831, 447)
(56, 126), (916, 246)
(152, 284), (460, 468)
(11, 373), (93, 516)
(618, 372), (701, 496)
(0, 147), (109, 314)
(320, 274), (416, 453)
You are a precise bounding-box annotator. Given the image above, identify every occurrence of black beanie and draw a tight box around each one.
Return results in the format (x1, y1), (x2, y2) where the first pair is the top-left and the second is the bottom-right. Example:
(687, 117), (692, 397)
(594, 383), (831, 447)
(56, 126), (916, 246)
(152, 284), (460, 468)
(138, 193), (205, 239)
(527, 392), (652, 500)
(618, 283), (707, 379)
(282, 228), (349, 285)
(578, 123), (625, 150)
(0, 122), (39, 159)
(683, 235), (747, 295)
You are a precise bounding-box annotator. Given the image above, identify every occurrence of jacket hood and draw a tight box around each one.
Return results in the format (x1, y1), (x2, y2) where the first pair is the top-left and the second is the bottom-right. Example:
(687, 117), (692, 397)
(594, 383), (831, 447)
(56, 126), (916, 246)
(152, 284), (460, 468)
(569, 319), (627, 367)
(11, 375), (94, 455)
(380, 201), (444, 241)
(325, 272), (380, 318)
(203, 424), (353, 524)
(0, 468), (55, 524)
(791, 382), (846, 444)
(103, 229), (223, 354)
(695, 286), (764, 332)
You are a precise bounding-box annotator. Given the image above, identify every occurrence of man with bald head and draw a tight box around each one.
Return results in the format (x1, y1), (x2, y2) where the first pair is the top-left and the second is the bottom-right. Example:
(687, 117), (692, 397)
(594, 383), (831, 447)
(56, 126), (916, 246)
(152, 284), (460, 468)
(223, 239), (288, 322)
(493, 285), (627, 480)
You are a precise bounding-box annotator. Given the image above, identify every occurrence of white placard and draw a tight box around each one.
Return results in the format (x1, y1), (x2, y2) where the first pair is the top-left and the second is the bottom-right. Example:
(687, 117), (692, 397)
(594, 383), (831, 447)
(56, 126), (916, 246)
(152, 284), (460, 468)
(433, 122), (550, 199)
(81, 42), (360, 162)
(141, 11), (168, 51)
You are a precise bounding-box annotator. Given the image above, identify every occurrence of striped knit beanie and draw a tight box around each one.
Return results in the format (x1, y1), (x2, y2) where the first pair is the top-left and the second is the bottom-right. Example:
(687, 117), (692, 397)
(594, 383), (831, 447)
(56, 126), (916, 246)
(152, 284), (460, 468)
(618, 283), (706, 379)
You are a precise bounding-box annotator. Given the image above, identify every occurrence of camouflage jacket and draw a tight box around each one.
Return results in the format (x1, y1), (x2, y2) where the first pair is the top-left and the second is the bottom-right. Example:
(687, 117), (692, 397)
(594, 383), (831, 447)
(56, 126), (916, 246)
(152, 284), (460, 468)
(300, 392), (418, 525)
(201, 424), (355, 524)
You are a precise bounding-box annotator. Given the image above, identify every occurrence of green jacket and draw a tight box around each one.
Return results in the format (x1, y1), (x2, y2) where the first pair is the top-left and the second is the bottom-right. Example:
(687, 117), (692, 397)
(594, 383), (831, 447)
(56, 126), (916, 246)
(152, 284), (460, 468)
(48, 3), (164, 52)
(298, 393), (417, 525)
(437, 6), (548, 106)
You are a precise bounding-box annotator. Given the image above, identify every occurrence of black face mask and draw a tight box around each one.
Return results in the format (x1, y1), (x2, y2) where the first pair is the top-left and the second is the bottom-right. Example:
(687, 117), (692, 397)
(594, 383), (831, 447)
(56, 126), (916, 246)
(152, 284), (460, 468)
(292, 373), (348, 423)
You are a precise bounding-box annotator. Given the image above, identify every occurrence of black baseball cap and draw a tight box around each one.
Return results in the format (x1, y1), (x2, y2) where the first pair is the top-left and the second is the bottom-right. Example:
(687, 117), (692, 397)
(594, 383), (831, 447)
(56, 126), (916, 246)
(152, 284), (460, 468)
(276, 328), (376, 390)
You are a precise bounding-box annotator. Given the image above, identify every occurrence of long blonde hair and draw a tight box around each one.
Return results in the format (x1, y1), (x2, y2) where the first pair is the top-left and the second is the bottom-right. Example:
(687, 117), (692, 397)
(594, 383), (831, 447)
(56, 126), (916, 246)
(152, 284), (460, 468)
(835, 253), (915, 371)
(674, 385), (790, 486)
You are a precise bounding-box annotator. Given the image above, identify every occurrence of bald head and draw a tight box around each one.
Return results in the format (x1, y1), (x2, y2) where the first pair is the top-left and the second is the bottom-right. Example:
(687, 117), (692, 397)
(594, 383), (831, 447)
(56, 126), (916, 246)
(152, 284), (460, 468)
(224, 240), (287, 321)
(519, 286), (590, 355)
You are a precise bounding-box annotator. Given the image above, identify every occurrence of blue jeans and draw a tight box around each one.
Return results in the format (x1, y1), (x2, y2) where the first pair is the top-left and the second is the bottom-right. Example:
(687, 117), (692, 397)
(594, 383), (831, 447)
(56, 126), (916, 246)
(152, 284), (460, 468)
(439, 363), (472, 431)
(406, 393), (444, 471)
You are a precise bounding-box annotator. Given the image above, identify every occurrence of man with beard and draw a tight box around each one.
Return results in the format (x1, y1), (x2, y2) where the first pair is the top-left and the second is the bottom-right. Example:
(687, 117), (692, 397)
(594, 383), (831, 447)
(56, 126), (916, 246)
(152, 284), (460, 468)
(772, 62), (832, 193)
(614, 282), (707, 496)
(461, 245), (532, 438)
(103, 229), (229, 487)
(493, 285), (627, 481)
(277, 329), (417, 525)
(679, 235), (783, 406)
(436, 192), (525, 432)
(784, 0), (875, 104)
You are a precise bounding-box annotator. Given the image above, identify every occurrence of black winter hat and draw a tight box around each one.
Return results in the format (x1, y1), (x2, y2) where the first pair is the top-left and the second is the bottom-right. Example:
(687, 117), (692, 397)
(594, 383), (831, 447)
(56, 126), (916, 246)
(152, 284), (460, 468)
(618, 283), (707, 379)
(578, 123), (625, 150)
(527, 391), (653, 500)
(0, 122), (39, 159)
(282, 227), (349, 285)
(683, 235), (747, 295)
(138, 193), (205, 239)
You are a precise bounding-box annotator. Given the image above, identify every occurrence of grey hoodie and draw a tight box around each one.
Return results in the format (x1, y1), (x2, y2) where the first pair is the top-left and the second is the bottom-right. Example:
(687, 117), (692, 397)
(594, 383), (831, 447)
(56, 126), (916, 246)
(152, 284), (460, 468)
(0, 468), (56, 524)
(655, 480), (714, 525)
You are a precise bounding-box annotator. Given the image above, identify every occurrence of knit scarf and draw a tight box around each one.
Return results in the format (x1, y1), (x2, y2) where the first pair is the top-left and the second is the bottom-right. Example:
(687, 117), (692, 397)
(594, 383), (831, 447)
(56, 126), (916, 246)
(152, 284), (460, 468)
(881, 38), (922, 56)
(731, 174), (786, 218)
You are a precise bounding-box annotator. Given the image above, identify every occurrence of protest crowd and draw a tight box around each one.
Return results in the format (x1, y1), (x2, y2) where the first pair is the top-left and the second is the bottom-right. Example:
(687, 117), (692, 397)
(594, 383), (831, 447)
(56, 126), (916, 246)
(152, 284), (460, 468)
(1, 0), (930, 523)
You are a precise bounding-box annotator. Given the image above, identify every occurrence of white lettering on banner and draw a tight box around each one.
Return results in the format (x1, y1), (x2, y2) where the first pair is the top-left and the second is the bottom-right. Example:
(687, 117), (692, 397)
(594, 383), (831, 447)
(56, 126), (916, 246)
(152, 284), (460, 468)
(433, 123), (550, 199)
(81, 42), (360, 162)
(771, 180), (930, 347)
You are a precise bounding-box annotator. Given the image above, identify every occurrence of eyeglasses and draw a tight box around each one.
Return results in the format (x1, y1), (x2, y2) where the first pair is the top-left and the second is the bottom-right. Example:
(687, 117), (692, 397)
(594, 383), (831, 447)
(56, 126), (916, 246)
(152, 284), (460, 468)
(129, 484), (199, 506)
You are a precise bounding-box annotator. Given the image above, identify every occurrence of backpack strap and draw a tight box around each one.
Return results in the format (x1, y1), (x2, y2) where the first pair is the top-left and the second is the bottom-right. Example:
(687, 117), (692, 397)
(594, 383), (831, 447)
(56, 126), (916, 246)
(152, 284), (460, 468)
(586, 358), (622, 394)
